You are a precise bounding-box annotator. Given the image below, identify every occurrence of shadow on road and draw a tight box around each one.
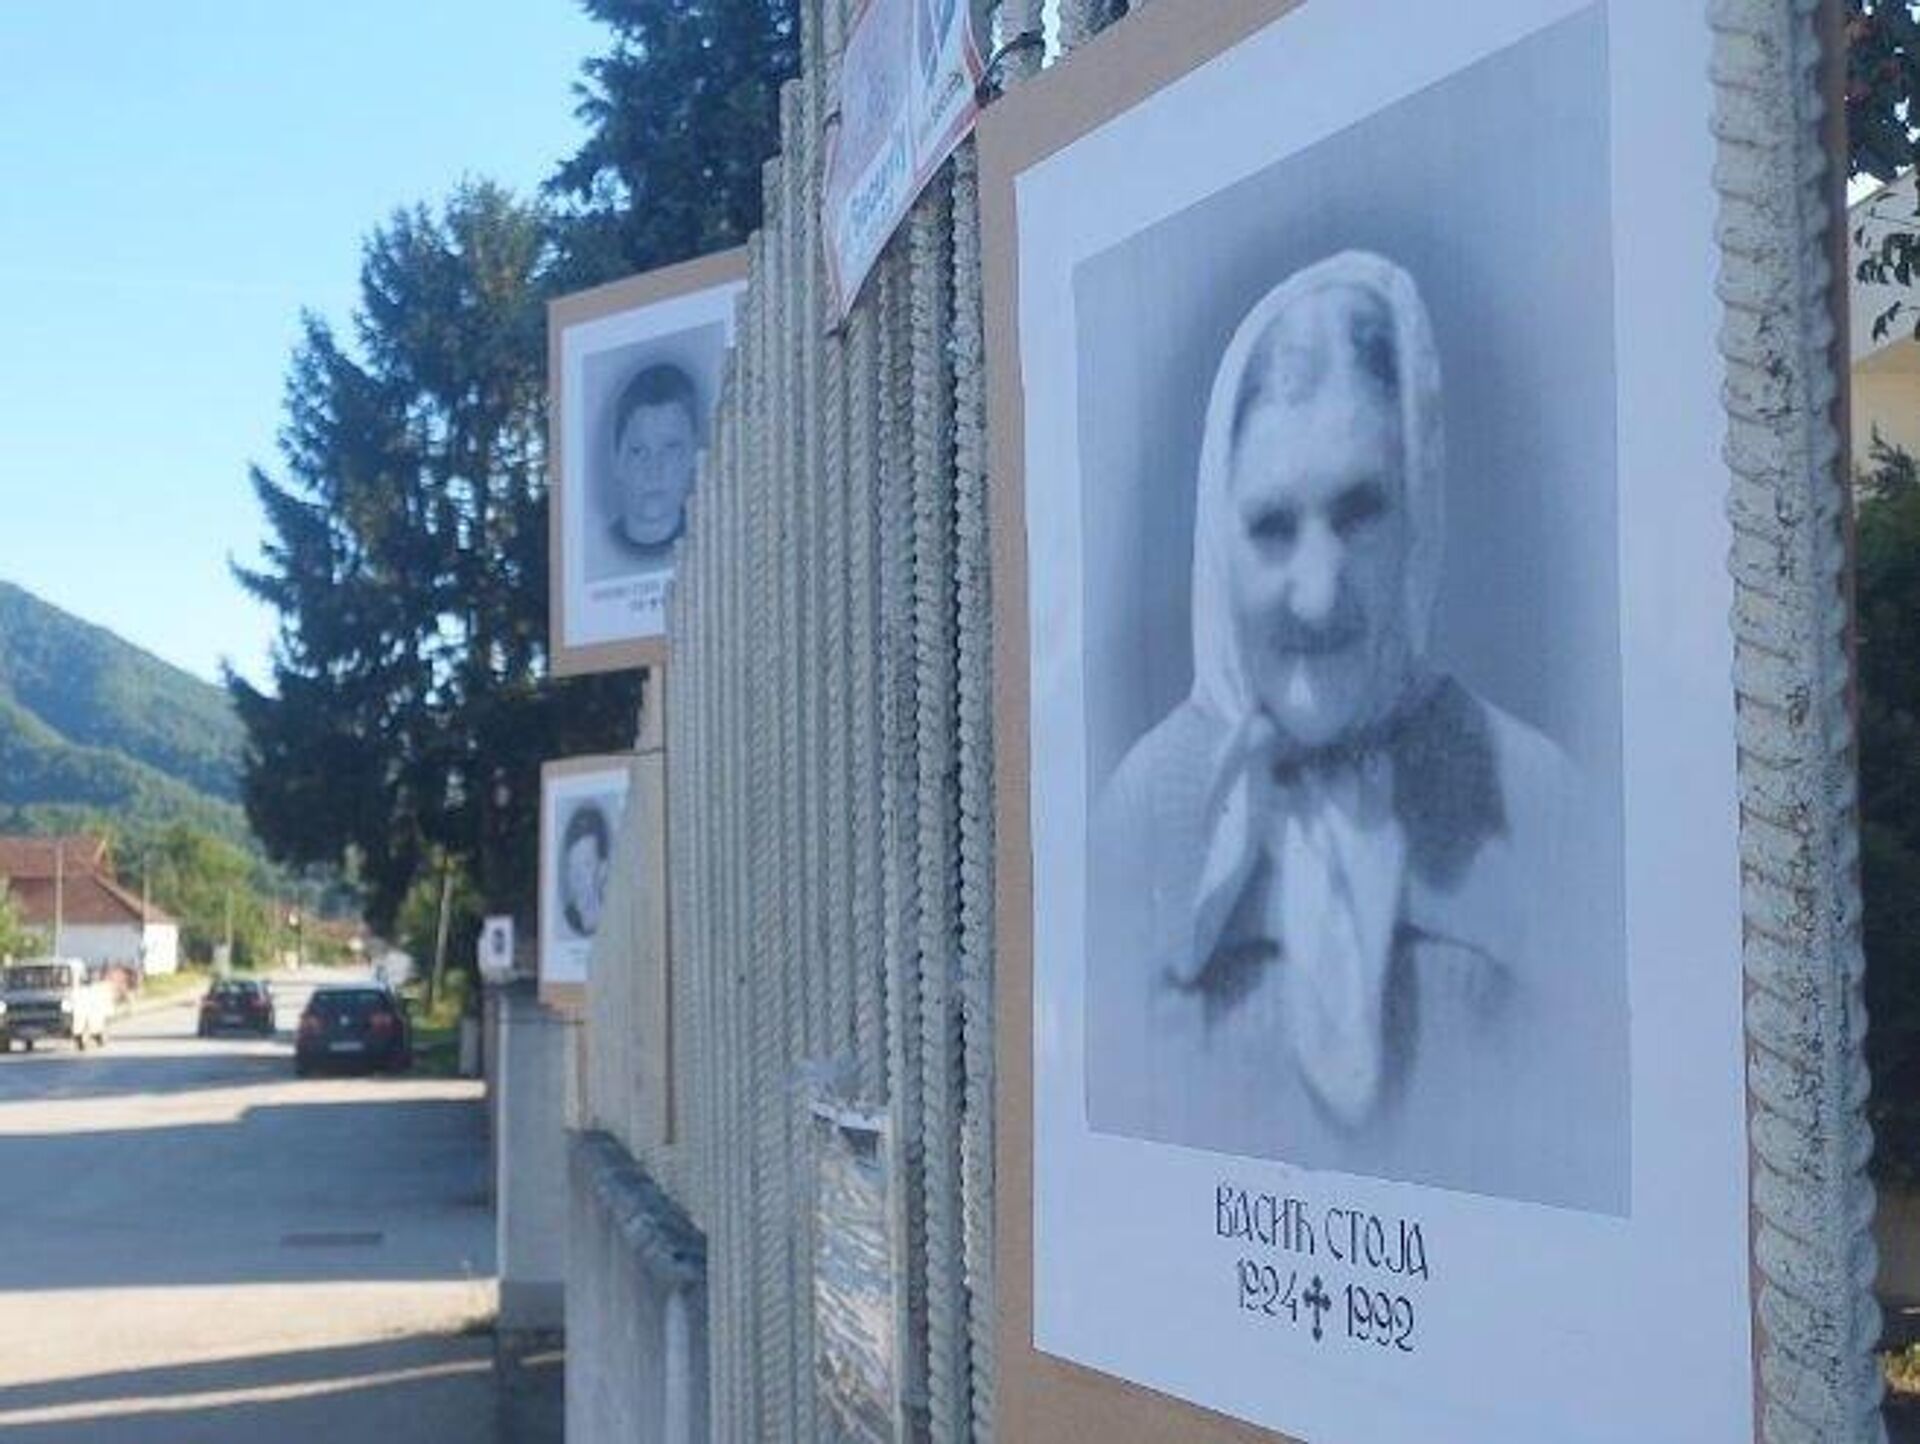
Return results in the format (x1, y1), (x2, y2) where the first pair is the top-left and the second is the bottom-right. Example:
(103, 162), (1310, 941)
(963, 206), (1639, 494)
(0, 1095), (490, 1290)
(0, 1333), (497, 1444)
(0, 1049), (295, 1102)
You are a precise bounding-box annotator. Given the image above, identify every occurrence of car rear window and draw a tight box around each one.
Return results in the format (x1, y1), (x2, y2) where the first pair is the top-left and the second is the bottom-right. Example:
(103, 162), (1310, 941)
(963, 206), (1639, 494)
(309, 990), (388, 1017)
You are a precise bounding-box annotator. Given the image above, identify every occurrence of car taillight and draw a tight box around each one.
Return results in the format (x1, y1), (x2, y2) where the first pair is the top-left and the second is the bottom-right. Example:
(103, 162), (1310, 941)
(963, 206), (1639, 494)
(369, 1011), (395, 1034)
(298, 1014), (321, 1035)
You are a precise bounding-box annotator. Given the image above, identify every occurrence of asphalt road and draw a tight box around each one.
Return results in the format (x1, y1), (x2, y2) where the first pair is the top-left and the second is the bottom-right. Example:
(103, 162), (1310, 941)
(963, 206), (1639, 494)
(0, 968), (500, 1443)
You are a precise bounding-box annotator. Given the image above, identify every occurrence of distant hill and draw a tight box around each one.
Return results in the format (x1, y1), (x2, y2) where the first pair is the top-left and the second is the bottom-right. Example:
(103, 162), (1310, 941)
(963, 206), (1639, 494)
(0, 582), (249, 843)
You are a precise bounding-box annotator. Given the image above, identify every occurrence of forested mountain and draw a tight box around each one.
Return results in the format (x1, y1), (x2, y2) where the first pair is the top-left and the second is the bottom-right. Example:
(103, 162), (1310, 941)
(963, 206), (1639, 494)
(0, 581), (248, 840)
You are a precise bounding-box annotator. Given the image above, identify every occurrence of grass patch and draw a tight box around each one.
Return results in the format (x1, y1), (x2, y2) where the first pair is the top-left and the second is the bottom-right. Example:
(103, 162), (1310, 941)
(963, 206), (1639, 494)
(1888, 1343), (1920, 1397)
(399, 969), (472, 1078)
(129, 966), (210, 1006)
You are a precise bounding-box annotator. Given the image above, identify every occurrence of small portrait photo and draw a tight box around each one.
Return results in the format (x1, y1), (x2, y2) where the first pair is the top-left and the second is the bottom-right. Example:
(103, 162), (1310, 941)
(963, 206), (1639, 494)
(557, 798), (613, 940)
(1055, 5), (1629, 1214)
(539, 757), (633, 990)
(580, 330), (724, 587)
(551, 254), (747, 674)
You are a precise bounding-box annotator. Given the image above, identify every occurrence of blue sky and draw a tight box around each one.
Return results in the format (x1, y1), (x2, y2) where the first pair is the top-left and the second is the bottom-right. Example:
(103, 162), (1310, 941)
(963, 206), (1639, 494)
(0, 1), (606, 686)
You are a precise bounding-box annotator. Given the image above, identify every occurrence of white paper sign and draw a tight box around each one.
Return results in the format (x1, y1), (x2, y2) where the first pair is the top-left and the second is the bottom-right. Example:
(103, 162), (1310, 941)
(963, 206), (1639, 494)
(823, 0), (984, 317)
(477, 915), (516, 983)
(540, 760), (633, 988)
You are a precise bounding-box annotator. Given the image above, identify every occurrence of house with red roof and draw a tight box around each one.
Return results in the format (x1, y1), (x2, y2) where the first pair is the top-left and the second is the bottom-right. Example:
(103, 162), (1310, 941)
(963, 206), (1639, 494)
(0, 835), (181, 975)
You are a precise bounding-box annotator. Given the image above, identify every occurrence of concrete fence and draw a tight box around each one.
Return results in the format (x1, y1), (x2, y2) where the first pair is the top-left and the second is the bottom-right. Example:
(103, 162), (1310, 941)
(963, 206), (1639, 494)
(549, 2), (1919, 1442)
(562, 2), (1153, 1439)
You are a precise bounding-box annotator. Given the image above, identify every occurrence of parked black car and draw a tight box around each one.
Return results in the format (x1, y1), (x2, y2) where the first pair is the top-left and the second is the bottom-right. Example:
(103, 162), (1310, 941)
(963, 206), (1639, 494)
(294, 985), (412, 1075)
(197, 979), (276, 1038)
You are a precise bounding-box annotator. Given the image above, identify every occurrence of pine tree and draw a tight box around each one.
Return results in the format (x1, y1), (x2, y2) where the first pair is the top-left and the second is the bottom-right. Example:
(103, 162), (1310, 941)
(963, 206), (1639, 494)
(547, 0), (800, 288)
(1858, 441), (1920, 1178)
(231, 182), (639, 935)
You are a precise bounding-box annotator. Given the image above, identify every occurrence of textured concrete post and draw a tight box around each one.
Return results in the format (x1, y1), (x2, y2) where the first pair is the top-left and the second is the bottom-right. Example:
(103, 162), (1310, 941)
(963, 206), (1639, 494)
(1713, 1), (1883, 1441)
(950, 134), (998, 1443)
(632, 0), (1085, 1434)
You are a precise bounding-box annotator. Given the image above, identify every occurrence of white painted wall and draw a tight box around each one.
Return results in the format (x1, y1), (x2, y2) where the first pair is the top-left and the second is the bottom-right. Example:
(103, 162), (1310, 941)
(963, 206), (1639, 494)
(58, 924), (143, 972)
(55, 923), (180, 976)
(141, 924), (179, 976)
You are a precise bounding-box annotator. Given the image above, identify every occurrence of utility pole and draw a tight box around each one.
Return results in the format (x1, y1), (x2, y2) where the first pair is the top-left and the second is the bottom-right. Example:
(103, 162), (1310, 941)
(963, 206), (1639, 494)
(428, 855), (454, 1012)
(52, 839), (64, 958)
(139, 855), (152, 978)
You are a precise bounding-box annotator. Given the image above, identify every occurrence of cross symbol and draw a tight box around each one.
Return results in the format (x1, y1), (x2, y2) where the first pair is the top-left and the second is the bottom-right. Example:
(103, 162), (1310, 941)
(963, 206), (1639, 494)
(1303, 1276), (1333, 1341)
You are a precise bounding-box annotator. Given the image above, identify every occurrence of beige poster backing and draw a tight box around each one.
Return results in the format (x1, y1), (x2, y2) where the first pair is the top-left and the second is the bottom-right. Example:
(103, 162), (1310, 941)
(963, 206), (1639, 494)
(983, 7), (1307, 1436)
(980, 1), (1851, 1439)
(627, 744), (675, 1144)
(548, 247), (750, 679)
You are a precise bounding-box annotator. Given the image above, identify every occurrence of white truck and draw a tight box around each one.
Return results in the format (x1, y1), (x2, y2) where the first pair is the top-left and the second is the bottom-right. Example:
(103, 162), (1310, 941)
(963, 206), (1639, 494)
(1, 958), (113, 1053)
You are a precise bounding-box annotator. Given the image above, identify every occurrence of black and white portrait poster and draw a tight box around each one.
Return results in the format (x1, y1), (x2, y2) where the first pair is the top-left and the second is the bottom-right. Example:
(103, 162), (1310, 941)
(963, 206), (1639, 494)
(539, 757), (632, 989)
(551, 255), (747, 675)
(1008, 1), (1751, 1438)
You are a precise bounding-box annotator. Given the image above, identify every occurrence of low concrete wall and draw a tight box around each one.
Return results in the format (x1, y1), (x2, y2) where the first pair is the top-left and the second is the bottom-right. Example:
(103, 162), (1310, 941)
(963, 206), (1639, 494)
(567, 1131), (709, 1444)
(494, 980), (578, 1333)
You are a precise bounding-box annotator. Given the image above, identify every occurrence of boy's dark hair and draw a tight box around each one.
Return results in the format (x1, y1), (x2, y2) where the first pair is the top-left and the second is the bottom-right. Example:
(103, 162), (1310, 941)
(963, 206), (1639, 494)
(562, 803), (611, 861)
(613, 362), (701, 439)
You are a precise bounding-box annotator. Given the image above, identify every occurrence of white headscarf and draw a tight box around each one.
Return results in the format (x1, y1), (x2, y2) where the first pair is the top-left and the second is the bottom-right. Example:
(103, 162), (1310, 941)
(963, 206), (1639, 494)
(1180, 252), (1446, 1127)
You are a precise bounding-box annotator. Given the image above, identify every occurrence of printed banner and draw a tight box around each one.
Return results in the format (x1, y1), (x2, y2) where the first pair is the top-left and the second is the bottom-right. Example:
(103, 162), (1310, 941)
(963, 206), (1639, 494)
(823, 0), (984, 318)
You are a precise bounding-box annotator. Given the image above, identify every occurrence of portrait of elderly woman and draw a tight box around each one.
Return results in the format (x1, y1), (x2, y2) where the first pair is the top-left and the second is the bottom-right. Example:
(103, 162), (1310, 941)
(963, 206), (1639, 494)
(1087, 252), (1619, 1207)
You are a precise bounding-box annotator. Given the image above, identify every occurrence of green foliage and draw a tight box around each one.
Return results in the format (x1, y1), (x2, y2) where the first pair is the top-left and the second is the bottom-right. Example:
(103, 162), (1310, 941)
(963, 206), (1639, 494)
(0, 811), (324, 971)
(232, 183), (640, 935)
(0, 694), (250, 847)
(401, 964), (474, 1076)
(0, 585), (251, 843)
(133, 823), (281, 970)
(234, 4), (799, 935)
(0, 883), (40, 961)
(546, 0), (799, 287)
(394, 851), (482, 988)
(1857, 441), (1920, 1180)
(1851, 2), (1920, 184)
(0, 581), (245, 802)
